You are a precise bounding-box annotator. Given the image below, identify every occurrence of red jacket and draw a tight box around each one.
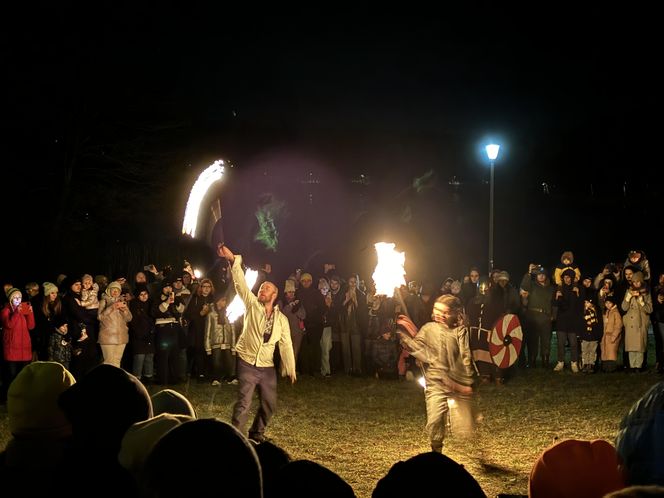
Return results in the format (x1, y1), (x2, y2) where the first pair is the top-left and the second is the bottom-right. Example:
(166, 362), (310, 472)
(1, 304), (35, 361)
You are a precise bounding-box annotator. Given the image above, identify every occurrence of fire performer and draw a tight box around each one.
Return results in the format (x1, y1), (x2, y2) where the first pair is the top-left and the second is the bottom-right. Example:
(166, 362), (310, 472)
(397, 294), (476, 453)
(219, 244), (297, 443)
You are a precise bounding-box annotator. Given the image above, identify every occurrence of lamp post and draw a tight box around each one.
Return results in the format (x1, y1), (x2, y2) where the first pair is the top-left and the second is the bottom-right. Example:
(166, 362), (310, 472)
(485, 143), (500, 274)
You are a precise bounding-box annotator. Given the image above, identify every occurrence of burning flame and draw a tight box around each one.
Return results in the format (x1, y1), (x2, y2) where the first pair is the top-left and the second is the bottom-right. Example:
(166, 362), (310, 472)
(372, 242), (406, 296)
(182, 160), (225, 238)
(226, 268), (258, 323)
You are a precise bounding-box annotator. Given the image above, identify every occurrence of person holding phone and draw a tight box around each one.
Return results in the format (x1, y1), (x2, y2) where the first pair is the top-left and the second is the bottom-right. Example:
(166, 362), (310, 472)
(98, 281), (133, 368)
(1, 287), (35, 399)
(152, 280), (186, 385)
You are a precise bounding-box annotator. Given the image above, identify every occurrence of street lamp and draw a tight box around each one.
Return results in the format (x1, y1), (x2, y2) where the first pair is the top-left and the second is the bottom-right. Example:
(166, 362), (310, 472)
(485, 143), (500, 274)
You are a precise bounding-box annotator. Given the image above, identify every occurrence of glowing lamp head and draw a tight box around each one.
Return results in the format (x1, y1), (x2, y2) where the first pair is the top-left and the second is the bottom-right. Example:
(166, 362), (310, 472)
(485, 144), (500, 161)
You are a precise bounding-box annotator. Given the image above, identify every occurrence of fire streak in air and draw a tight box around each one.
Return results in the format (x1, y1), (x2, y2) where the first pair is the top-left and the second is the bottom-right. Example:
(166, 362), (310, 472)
(182, 160), (225, 238)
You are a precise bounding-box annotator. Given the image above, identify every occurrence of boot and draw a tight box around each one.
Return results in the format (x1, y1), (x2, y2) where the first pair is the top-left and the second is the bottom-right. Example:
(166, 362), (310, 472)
(542, 355), (550, 369)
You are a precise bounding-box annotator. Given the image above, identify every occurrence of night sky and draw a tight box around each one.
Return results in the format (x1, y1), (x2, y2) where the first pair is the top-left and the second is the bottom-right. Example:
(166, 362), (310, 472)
(5, 5), (662, 286)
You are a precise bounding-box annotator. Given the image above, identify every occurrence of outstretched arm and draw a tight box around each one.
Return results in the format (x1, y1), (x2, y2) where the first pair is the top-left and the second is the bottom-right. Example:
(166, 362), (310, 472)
(223, 244), (257, 307)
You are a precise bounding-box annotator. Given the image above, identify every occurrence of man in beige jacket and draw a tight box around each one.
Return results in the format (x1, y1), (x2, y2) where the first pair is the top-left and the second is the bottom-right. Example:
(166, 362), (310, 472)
(220, 244), (296, 443)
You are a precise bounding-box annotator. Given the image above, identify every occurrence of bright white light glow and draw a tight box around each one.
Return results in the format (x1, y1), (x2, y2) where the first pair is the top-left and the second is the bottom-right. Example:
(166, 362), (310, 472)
(193, 269), (202, 279)
(372, 242), (406, 296)
(182, 160), (225, 238)
(485, 144), (500, 161)
(418, 376), (426, 388)
(226, 269), (258, 323)
(448, 398), (456, 407)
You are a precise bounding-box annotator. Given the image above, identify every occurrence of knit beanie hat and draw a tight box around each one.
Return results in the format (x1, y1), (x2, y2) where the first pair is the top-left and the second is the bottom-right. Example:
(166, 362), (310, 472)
(43, 281), (58, 296)
(118, 413), (193, 475)
(8, 361), (76, 439)
(284, 279), (296, 293)
(105, 281), (123, 297)
(60, 275), (82, 294)
(529, 439), (625, 498)
(6, 287), (21, 301)
(151, 388), (197, 418)
(300, 273), (313, 282)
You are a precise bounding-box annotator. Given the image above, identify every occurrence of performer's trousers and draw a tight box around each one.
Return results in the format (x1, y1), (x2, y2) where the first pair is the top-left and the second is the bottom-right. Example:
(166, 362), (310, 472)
(425, 379), (474, 449)
(232, 358), (277, 439)
(424, 380), (449, 448)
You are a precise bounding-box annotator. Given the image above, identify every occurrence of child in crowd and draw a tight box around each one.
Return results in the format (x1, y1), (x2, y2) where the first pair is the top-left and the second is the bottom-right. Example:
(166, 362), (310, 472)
(205, 293), (237, 385)
(581, 300), (603, 373)
(80, 274), (100, 311)
(601, 296), (623, 372)
(554, 250), (582, 286)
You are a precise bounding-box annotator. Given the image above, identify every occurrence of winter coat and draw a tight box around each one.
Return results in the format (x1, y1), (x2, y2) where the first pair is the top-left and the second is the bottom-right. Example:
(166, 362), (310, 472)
(184, 293), (216, 350)
(97, 294), (132, 345)
(204, 308), (236, 353)
(621, 289), (652, 353)
(1, 304), (35, 361)
(580, 304), (603, 342)
(601, 307), (623, 361)
(128, 297), (154, 354)
(555, 283), (585, 334)
(80, 283), (100, 310)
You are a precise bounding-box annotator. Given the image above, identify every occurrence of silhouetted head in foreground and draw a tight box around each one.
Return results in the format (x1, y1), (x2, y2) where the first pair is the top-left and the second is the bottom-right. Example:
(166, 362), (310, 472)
(372, 451), (486, 498)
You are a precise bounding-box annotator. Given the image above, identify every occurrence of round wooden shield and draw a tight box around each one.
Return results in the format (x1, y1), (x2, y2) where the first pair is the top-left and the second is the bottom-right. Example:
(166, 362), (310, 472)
(489, 313), (523, 369)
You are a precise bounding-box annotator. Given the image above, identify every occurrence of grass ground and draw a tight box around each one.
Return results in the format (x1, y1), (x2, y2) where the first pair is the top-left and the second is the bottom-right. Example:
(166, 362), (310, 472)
(1, 338), (660, 498)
